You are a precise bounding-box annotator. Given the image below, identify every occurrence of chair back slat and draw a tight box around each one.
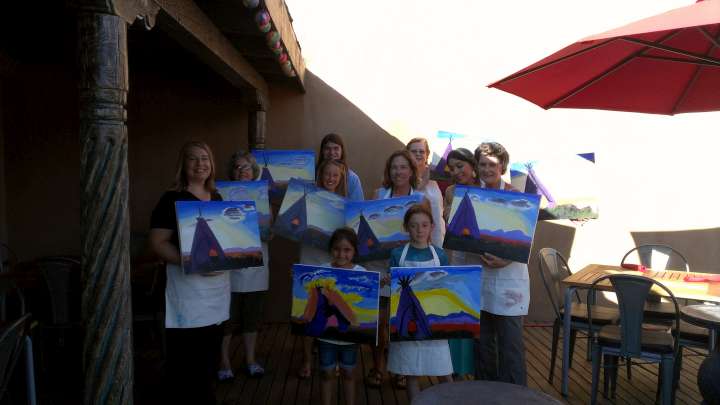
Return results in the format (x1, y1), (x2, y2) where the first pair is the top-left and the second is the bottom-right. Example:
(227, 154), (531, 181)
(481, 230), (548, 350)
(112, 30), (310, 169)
(610, 277), (652, 356)
(621, 244), (690, 272)
(537, 248), (574, 320)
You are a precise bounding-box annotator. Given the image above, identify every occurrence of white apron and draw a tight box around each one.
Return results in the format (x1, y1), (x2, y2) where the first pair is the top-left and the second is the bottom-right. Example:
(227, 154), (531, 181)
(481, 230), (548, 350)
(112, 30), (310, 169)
(387, 244), (454, 376)
(230, 242), (269, 292)
(165, 263), (231, 328)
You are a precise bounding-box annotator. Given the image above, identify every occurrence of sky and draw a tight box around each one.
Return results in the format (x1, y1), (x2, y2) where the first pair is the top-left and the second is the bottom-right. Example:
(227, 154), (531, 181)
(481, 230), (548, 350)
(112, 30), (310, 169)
(253, 150), (315, 181)
(448, 186), (540, 236)
(177, 201), (261, 254)
(285, 0), (720, 231)
(345, 195), (423, 239)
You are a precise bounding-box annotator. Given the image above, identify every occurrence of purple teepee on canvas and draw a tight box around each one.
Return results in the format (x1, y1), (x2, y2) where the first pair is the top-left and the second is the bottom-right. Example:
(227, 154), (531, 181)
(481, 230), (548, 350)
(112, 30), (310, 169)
(525, 163), (556, 208)
(447, 192), (482, 239)
(305, 286), (352, 336)
(432, 141), (452, 178)
(357, 212), (380, 257)
(190, 210), (227, 273)
(396, 276), (432, 339)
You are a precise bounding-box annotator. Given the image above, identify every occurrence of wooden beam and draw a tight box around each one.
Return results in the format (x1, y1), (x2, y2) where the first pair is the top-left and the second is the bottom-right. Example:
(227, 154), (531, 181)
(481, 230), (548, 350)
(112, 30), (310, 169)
(154, 0), (269, 105)
(264, 0), (306, 91)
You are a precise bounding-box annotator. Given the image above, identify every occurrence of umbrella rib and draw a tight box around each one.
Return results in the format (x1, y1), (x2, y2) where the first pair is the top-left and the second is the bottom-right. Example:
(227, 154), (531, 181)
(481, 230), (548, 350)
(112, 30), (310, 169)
(547, 30), (681, 109)
(490, 39), (616, 85)
(620, 37), (720, 66)
(671, 29), (720, 114)
(699, 27), (720, 49)
(636, 55), (720, 67)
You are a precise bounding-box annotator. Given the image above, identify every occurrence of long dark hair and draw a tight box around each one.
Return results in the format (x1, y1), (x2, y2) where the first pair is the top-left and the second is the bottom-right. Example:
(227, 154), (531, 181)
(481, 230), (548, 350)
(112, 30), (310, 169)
(328, 227), (359, 257)
(317, 133), (347, 166)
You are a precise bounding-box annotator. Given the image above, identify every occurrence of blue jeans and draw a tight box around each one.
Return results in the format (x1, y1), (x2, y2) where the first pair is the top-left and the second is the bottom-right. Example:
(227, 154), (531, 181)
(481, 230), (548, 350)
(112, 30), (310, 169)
(317, 340), (358, 371)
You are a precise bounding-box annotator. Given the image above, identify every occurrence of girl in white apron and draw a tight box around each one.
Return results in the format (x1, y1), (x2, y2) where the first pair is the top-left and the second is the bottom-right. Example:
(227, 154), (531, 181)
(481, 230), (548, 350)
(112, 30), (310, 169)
(387, 204), (453, 401)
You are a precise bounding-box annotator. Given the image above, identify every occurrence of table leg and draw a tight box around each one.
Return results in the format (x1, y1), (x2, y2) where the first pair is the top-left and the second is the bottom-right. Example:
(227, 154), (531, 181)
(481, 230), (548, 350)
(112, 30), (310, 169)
(25, 336), (37, 405)
(561, 286), (575, 397)
(710, 329), (717, 353)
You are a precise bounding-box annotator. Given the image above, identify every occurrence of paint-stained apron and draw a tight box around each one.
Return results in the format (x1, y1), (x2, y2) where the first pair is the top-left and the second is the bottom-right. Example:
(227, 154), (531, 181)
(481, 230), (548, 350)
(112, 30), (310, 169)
(165, 263), (231, 328)
(387, 244), (454, 376)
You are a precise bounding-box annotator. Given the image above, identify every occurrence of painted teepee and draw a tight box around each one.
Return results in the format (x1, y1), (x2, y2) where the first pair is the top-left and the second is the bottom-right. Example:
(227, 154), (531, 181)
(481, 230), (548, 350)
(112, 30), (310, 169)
(356, 211), (380, 257)
(305, 286), (352, 336)
(189, 208), (227, 273)
(273, 186), (308, 240)
(395, 276), (432, 339)
(447, 192), (482, 239)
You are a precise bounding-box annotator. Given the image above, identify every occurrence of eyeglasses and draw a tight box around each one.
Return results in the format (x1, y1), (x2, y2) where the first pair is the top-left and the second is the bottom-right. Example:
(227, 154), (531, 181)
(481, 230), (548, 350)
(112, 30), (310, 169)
(234, 164), (252, 171)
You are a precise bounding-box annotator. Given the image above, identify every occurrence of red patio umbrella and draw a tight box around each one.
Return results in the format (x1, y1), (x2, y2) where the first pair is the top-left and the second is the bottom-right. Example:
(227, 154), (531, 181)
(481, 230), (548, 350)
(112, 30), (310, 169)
(489, 0), (720, 115)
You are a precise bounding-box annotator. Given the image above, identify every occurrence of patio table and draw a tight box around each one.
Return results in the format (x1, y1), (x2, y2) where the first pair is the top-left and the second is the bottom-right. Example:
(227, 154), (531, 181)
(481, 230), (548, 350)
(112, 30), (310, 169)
(412, 380), (563, 405)
(559, 264), (720, 396)
(681, 304), (720, 353)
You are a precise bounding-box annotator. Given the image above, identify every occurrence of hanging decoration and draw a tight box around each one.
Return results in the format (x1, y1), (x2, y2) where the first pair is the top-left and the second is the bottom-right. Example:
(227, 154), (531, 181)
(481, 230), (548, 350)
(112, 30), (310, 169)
(242, 0), (260, 9)
(254, 8), (297, 78)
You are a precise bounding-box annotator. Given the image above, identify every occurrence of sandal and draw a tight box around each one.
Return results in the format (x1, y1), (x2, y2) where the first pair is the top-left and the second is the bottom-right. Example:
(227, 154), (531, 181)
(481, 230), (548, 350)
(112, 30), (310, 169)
(298, 363), (311, 380)
(393, 374), (407, 390)
(365, 368), (384, 388)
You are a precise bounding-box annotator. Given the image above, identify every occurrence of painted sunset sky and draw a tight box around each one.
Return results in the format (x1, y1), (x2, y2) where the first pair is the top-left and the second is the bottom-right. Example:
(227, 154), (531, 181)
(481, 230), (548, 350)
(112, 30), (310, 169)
(252, 149), (315, 182)
(216, 180), (271, 239)
(291, 265), (380, 325)
(176, 201), (262, 256)
(345, 195), (423, 242)
(389, 266), (483, 319)
(279, 178), (345, 233)
(448, 185), (540, 239)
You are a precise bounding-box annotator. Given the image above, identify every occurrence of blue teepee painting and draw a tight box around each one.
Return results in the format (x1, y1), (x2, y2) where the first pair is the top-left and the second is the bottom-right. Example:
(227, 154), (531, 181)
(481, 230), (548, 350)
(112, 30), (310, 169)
(176, 201), (263, 274)
(216, 180), (271, 240)
(442, 185), (540, 263)
(252, 149), (315, 204)
(345, 195), (424, 261)
(290, 264), (380, 344)
(510, 153), (598, 220)
(390, 265), (482, 341)
(274, 178), (345, 249)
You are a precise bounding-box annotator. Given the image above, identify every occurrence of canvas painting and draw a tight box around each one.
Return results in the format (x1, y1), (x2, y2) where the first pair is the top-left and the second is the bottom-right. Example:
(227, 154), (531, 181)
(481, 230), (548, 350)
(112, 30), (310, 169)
(252, 149), (315, 203)
(176, 200), (263, 274)
(216, 180), (272, 240)
(290, 264), (380, 344)
(443, 185), (540, 263)
(510, 153), (598, 220)
(345, 194), (424, 261)
(389, 265), (482, 342)
(274, 178), (346, 249)
(429, 130), (462, 182)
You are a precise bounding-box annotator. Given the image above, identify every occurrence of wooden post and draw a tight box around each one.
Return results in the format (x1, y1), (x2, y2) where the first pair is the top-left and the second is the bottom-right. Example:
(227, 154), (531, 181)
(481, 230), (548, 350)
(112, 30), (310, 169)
(248, 91), (267, 150)
(77, 11), (134, 405)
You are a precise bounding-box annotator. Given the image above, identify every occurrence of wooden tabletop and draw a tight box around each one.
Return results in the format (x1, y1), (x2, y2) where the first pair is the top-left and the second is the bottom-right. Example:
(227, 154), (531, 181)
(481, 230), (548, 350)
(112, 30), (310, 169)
(563, 264), (720, 303)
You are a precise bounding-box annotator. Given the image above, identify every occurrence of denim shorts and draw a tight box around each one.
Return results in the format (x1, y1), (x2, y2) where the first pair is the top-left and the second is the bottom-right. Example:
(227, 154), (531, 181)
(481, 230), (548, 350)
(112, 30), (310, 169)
(317, 340), (358, 371)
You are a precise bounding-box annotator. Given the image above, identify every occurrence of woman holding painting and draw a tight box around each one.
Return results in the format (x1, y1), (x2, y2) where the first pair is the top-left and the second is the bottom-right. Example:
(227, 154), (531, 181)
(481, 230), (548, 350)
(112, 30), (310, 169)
(472, 141), (529, 386)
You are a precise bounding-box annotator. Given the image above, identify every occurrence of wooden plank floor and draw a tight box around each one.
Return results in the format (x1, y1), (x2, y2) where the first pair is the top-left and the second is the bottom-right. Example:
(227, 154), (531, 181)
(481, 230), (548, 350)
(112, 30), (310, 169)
(217, 323), (705, 405)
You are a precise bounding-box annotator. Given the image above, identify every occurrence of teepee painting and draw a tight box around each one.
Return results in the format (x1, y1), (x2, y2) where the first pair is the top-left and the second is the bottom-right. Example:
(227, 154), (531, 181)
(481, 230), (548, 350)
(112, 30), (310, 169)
(176, 201), (263, 274)
(510, 153), (598, 220)
(216, 180), (271, 240)
(252, 149), (315, 204)
(274, 178), (345, 249)
(345, 195), (424, 261)
(430, 130), (464, 181)
(390, 265), (482, 341)
(443, 185), (540, 263)
(290, 264), (380, 344)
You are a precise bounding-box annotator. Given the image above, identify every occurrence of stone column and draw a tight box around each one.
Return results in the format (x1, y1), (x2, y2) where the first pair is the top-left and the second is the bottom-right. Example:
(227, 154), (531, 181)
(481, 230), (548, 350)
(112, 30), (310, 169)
(77, 11), (134, 405)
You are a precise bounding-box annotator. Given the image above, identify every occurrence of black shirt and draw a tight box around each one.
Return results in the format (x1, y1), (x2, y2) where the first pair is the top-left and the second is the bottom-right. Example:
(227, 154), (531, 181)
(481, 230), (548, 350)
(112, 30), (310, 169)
(149, 190), (222, 248)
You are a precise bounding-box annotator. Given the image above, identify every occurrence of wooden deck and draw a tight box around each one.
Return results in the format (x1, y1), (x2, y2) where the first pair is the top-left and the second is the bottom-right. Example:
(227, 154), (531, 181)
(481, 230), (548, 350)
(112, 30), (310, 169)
(213, 323), (706, 405)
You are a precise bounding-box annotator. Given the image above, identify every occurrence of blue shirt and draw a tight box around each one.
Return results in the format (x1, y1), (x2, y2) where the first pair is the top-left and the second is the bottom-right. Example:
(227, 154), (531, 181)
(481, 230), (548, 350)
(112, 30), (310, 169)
(389, 244), (449, 267)
(347, 169), (364, 201)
